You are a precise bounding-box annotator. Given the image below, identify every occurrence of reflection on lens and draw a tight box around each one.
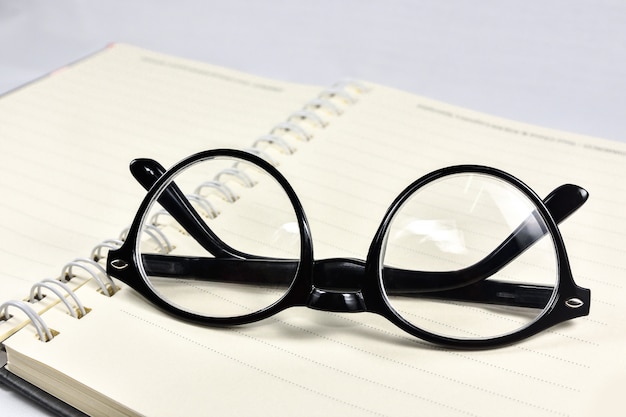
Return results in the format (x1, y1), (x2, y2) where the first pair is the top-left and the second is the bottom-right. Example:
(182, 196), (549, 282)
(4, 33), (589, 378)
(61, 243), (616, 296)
(136, 155), (301, 318)
(381, 173), (558, 340)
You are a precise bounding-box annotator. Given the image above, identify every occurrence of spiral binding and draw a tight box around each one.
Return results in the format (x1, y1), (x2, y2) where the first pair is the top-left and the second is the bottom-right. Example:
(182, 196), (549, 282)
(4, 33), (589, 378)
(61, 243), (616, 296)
(0, 301), (56, 342)
(29, 279), (89, 319)
(0, 80), (369, 342)
(61, 258), (119, 296)
(194, 180), (238, 203)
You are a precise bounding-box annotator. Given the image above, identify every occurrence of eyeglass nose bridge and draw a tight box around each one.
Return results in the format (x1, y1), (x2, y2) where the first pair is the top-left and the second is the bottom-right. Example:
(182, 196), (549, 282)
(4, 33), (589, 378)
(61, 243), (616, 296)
(307, 259), (368, 312)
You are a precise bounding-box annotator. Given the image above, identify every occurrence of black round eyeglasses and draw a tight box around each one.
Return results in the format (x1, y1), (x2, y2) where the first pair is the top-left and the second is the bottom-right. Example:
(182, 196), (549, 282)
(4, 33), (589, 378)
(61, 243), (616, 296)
(106, 149), (590, 349)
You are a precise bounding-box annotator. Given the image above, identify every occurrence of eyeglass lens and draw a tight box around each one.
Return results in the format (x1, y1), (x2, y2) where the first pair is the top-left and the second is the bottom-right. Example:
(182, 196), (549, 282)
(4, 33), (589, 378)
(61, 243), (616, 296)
(381, 173), (558, 340)
(136, 156), (302, 317)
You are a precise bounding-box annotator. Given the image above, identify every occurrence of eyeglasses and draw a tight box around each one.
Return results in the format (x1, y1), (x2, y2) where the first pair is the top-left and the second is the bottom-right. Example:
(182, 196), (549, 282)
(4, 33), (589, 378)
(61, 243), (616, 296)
(106, 149), (590, 348)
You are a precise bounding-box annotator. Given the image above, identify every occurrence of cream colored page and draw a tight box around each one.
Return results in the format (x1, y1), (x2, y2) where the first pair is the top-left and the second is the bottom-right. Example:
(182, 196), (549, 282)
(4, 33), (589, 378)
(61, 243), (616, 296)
(5, 81), (625, 417)
(0, 43), (320, 309)
(278, 83), (626, 416)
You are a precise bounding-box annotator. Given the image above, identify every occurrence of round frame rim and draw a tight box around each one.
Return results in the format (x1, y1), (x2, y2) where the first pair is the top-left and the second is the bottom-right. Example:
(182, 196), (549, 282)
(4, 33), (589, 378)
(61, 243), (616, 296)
(126, 148), (315, 325)
(364, 164), (570, 348)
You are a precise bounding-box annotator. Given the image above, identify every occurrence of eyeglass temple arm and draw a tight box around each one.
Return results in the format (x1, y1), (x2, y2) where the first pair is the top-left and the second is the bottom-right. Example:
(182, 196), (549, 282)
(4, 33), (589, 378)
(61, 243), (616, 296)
(130, 158), (588, 283)
(129, 158), (255, 260)
(384, 182), (589, 293)
(140, 255), (555, 309)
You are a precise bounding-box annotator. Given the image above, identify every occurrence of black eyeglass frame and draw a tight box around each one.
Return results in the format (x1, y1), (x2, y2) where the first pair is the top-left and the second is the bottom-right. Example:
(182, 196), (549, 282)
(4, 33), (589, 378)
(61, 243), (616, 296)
(107, 149), (590, 349)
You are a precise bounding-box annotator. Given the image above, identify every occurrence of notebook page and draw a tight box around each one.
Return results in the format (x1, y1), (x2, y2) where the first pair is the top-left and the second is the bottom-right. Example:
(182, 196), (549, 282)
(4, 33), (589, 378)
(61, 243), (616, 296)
(4, 80), (624, 417)
(280, 83), (626, 416)
(0, 43), (320, 309)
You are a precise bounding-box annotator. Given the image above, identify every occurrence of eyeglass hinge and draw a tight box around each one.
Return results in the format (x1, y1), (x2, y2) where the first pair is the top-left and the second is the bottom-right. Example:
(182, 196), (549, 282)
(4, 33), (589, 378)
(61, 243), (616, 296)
(565, 298), (584, 309)
(110, 259), (129, 270)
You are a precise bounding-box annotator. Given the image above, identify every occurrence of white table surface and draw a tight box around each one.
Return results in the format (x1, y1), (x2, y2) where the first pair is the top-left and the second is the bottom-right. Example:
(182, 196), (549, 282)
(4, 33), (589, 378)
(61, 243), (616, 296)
(2, 1), (625, 415)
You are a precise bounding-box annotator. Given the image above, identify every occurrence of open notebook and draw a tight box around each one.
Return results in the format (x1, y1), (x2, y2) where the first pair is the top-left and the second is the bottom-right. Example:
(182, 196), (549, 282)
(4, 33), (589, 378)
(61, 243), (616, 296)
(1, 43), (624, 417)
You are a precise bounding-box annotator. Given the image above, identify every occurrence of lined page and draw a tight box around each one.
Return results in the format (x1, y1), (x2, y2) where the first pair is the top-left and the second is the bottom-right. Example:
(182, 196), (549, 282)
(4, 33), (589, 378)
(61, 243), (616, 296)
(0, 43), (319, 307)
(3, 50), (625, 417)
(281, 84), (626, 416)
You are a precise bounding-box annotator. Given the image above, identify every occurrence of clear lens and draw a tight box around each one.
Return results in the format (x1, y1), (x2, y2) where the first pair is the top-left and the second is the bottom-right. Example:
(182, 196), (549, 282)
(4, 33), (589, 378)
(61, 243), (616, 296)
(381, 172), (558, 340)
(136, 155), (302, 318)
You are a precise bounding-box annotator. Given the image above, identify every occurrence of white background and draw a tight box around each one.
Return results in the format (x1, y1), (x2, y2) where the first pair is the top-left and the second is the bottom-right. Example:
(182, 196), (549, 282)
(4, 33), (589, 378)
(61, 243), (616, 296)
(1, 0), (625, 415)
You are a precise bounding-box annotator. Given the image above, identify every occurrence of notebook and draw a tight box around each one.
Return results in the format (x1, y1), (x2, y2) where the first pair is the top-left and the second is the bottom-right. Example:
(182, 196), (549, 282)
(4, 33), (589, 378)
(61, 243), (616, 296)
(1, 43), (624, 417)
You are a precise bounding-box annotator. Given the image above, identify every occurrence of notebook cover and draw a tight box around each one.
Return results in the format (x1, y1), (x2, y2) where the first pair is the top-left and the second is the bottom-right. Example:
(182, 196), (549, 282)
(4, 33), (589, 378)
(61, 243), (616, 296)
(0, 362), (88, 417)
